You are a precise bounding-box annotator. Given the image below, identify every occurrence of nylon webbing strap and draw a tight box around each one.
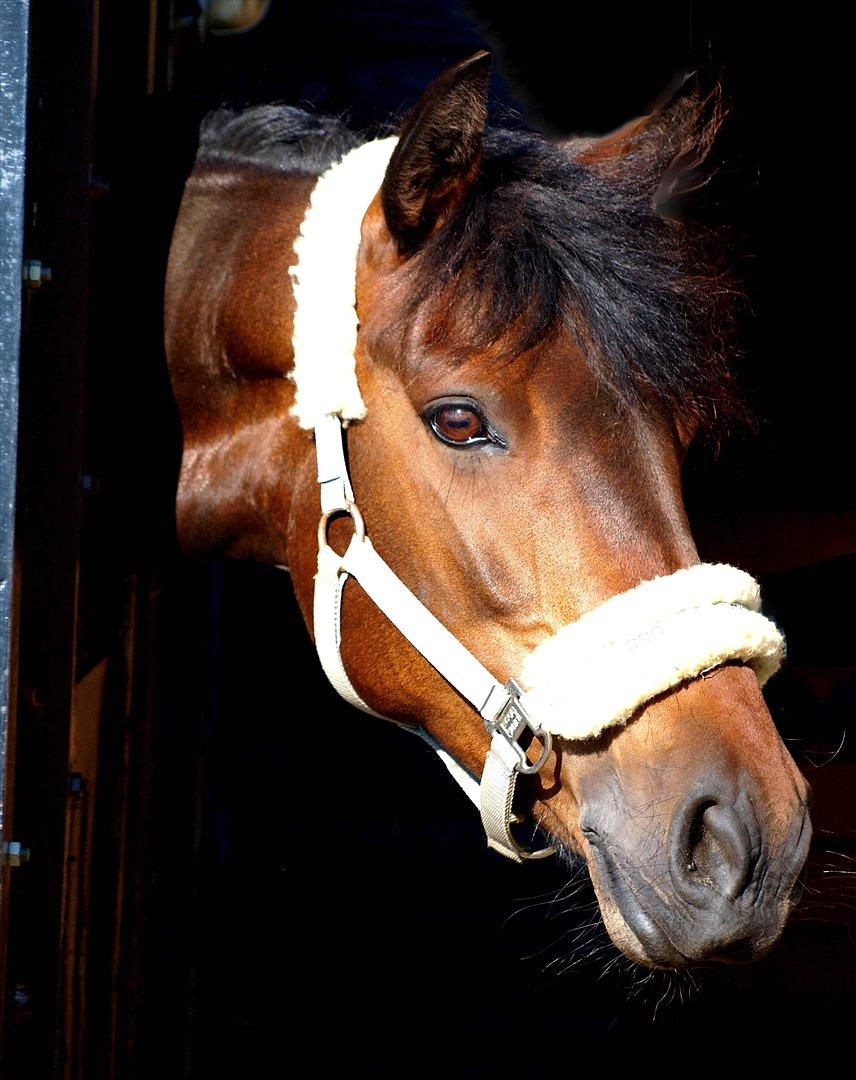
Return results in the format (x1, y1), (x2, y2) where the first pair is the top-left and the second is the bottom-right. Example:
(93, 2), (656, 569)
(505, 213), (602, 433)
(315, 541), (554, 860)
(480, 733), (555, 862)
(315, 543), (487, 811)
(339, 536), (503, 714)
(314, 545), (382, 718)
(315, 412), (355, 514)
(312, 414), (555, 861)
(334, 533), (555, 861)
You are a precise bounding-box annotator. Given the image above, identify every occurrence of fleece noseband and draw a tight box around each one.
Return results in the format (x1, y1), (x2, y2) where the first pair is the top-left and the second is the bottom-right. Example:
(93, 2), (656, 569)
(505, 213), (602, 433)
(287, 137), (786, 862)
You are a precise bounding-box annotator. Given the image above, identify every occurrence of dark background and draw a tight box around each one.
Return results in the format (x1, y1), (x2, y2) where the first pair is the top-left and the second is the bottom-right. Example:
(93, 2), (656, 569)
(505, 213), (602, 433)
(3, 2), (855, 1076)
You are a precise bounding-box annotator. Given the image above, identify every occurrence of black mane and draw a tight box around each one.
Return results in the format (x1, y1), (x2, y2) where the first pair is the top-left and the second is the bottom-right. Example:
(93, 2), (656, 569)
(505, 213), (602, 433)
(197, 104), (365, 176)
(197, 94), (749, 441)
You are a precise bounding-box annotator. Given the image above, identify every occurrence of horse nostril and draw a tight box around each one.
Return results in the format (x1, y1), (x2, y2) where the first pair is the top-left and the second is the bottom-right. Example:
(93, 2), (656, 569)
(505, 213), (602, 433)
(672, 796), (756, 904)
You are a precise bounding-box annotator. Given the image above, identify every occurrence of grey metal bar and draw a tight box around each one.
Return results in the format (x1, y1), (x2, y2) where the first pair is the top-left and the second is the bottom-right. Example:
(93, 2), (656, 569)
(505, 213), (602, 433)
(0, 0), (30, 850)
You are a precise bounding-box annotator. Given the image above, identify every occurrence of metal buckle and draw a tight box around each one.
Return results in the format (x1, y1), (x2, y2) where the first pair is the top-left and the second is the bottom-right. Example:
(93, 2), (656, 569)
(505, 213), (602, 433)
(317, 499), (366, 555)
(485, 679), (552, 775)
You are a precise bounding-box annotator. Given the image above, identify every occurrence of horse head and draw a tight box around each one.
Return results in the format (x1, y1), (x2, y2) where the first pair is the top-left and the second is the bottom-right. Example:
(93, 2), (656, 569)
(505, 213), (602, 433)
(165, 51), (810, 968)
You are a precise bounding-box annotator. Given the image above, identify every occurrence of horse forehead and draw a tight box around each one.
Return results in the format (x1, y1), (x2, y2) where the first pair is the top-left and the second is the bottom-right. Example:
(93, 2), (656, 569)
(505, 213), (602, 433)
(354, 236), (572, 385)
(361, 311), (602, 414)
(354, 242), (677, 472)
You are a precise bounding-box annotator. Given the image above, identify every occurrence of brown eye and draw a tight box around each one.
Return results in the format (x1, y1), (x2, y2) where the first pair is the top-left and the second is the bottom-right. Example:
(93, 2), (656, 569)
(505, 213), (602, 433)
(432, 404), (485, 443)
(424, 399), (506, 449)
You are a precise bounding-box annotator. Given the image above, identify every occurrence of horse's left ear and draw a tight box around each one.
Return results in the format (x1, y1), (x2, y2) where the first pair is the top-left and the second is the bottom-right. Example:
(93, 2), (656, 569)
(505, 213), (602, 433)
(574, 70), (728, 223)
(381, 50), (491, 253)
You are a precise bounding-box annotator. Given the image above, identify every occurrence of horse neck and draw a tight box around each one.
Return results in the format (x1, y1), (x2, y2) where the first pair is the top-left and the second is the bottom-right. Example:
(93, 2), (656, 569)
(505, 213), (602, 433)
(166, 165), (319, 564)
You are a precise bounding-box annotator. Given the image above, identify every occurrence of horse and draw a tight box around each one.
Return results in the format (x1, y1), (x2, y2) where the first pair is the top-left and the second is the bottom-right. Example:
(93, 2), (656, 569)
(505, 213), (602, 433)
(164, 50), (811, 968)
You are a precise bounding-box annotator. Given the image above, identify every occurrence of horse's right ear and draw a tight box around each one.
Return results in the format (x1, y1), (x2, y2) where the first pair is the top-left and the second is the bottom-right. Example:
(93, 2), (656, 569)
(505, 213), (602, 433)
(381, 50), (491, 254)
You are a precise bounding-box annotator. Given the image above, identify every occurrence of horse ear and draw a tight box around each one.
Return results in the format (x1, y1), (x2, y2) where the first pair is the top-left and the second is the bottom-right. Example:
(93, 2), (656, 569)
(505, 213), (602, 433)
(650, 77), (728, 223)
(381, 50), (491, 253)
(573, 71), (728, 223)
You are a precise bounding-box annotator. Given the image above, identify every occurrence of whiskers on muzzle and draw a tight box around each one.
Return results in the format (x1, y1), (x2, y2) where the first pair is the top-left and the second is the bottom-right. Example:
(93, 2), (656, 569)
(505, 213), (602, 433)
(499, 842), (706, 1011)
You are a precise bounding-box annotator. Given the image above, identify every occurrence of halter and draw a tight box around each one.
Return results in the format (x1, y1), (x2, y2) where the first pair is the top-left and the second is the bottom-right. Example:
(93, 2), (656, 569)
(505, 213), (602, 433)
(287, 137), (786, 863)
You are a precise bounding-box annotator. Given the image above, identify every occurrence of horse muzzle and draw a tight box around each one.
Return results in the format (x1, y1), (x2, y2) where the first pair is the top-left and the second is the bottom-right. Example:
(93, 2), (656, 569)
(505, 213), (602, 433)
(580, 768), (812, 968)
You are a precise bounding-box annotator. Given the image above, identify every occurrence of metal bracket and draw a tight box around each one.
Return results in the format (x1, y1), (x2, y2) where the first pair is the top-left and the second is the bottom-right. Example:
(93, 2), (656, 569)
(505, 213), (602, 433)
(484, 678), (552, 775)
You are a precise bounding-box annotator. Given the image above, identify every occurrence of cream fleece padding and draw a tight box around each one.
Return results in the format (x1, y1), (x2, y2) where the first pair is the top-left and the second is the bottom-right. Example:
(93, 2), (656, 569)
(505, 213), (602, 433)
(288, 136), (400, 429)
(521, 562), (785, 741)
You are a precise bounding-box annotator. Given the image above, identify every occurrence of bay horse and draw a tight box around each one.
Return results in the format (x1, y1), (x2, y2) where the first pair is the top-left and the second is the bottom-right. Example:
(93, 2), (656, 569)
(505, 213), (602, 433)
(165, 51), (811, 968)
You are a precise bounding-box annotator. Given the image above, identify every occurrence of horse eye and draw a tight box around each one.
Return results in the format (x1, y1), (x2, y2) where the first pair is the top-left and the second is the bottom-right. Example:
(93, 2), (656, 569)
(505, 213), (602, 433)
(428, 403), (488, 446)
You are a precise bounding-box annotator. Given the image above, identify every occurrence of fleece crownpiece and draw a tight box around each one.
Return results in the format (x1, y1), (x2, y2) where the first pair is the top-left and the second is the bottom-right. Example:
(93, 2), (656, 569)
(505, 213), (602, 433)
(288, 136), (399, 429)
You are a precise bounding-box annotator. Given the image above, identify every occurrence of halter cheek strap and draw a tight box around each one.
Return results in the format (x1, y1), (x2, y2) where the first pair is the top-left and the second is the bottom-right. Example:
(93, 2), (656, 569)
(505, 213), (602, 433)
(288, 138), (787, 864)
(312, 413), (554, 861)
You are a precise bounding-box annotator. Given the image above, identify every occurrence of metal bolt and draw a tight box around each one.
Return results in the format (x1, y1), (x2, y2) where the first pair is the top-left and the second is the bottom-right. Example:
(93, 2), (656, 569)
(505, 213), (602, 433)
(22, 259), (52, 288)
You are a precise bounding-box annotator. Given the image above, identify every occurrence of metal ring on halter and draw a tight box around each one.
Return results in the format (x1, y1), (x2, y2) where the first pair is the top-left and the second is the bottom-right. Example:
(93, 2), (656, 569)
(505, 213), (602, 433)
(515, 728), (553, 775)
(317, 499), (366, 554)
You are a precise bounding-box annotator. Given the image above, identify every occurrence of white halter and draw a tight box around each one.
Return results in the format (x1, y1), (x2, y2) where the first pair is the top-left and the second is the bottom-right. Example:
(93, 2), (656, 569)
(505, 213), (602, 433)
(287, 138), (786, 862)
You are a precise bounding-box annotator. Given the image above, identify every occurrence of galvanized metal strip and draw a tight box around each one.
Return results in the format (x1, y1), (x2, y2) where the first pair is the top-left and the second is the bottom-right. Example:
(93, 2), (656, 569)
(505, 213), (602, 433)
(0, 0), (30, 849)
